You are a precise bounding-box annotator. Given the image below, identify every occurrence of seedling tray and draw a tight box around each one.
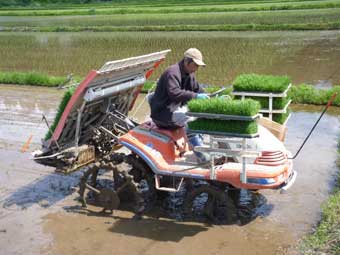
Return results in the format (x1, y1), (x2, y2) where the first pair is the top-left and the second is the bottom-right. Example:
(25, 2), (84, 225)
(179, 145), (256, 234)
(186, 112), (261, 121)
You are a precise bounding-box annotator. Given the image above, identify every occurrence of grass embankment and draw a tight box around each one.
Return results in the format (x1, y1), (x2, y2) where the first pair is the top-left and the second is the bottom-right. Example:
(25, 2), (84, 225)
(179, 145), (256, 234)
(0, 71), (67, 86)
(300, 161), (340, 254)
(4, 9), (340, 29)
(4, 23), (340, 32)
(1, 0), (340, 31)
(1, 1), (339, 16)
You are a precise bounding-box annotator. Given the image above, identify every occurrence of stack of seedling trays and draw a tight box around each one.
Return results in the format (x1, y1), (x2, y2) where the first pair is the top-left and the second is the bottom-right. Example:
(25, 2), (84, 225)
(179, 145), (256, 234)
(186, 98), (261, 138)
(231, 74), (292, 125)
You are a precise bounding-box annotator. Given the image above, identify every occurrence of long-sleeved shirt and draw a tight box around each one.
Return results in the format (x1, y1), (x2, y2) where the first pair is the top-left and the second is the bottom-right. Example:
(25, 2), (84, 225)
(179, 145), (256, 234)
(150, 59), (203, 128)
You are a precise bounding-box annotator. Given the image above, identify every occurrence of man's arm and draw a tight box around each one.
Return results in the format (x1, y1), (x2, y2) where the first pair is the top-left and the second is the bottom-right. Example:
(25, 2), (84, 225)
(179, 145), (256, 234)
(166, 73), (197, 103)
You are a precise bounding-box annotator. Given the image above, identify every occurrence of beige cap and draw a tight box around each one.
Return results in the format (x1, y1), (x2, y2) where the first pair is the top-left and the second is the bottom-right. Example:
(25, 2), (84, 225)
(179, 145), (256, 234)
(184, 48), (206, 66)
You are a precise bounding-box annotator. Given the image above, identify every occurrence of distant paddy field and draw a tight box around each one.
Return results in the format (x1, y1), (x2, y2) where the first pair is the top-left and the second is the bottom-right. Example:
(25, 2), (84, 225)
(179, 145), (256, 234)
(0, 0), (340, 31)
(0, 31), (339, 85)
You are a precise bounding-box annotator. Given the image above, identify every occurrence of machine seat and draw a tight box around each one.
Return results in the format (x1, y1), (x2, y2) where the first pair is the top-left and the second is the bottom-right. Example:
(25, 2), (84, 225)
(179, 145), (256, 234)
(141, 121), (187, 141)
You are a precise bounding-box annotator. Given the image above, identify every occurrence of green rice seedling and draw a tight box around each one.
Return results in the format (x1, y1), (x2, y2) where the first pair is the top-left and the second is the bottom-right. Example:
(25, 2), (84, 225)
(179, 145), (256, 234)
(288, 84), (340, 106)
(45, 86), (76, 140)
(0, 71), (67, 86)
(141, 80), (156, 93)
(188, 118), (258, 135)
(233, 73), (291, 93)
(188, 98), (260, 116)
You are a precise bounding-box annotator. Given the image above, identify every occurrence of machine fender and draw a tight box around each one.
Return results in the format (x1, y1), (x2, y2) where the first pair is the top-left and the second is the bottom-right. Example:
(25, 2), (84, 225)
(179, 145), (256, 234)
(119, 140), (161, 175)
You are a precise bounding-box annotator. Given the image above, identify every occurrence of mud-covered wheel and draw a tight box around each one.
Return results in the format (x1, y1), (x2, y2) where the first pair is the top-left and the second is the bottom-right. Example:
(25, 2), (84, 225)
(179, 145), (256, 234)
(124, 154), (157, 211)
(228, 188), (241, 206)
(99, 188), (120, 212)
(183, 185), (237, 224)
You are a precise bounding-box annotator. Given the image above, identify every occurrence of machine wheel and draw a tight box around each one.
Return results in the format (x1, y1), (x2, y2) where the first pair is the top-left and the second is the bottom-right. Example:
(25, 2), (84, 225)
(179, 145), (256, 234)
(183, 185), (237, 224)
(78, 161), (140, 212)
(124, 154), (158, 211)
(78, 154), (156, 215)
(99, 188), (120, 212)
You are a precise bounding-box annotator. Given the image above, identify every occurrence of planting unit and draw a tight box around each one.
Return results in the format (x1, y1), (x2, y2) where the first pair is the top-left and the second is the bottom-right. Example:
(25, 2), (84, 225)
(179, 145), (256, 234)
(34, 52), (296, 222)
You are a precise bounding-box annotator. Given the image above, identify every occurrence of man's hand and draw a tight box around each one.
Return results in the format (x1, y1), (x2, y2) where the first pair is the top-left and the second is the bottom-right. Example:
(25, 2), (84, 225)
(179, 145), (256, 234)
(196, 93), (210, 99)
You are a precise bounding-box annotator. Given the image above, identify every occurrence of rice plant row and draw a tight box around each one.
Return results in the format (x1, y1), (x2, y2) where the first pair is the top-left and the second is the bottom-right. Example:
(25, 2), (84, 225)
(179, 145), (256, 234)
(188, 98), (261, 116)
(2, 9), (340, 28)
(288, 84), (340, 106)
(0, 71), (67, 87)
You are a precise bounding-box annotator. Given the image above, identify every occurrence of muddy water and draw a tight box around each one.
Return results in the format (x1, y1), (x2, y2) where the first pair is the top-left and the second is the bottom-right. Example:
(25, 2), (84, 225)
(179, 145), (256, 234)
(0, 85), (339, 255)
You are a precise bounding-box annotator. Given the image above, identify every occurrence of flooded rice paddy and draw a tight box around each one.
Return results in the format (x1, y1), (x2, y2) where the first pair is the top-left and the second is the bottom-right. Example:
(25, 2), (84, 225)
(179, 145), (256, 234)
(0, 31), (340, 85)
(0, 84), (339, 254)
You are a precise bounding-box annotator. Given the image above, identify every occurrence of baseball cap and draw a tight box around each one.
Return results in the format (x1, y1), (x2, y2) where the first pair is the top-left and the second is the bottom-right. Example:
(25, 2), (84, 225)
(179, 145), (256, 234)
(184, 48), (206, 66)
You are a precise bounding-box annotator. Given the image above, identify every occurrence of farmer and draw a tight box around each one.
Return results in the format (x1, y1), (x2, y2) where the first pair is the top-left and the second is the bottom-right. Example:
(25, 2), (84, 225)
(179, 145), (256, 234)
(149, 48), (210, 162)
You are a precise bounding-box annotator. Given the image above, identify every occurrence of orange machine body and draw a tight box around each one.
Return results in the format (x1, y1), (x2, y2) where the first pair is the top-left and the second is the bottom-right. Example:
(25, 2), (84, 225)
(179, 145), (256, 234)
(119, 121), (294, 191)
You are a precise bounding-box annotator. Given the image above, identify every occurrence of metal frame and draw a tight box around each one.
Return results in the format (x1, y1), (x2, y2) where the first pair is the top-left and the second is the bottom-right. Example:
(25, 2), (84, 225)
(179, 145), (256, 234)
(195, 136), (260, 183)
(232, 84), (292, 120)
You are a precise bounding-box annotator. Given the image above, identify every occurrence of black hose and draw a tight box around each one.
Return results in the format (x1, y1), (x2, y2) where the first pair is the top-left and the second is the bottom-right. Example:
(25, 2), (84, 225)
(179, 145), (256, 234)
(289, 92), (337, 159)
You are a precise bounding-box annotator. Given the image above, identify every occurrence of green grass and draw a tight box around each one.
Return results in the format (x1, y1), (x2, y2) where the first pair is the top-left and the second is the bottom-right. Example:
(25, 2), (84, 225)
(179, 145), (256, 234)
(300, 147), (340, 254)
(233, 73), (291, 93)
(45, 86), (75, 140)
(188, 118), (258, 134)
(0, 71), (67, 86)
(188, 98), (261, 116)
